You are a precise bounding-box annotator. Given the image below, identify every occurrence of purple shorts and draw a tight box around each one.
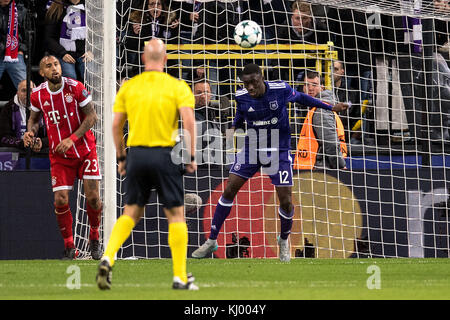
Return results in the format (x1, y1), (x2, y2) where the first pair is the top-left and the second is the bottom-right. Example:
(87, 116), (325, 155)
(229, 149), (293, 186)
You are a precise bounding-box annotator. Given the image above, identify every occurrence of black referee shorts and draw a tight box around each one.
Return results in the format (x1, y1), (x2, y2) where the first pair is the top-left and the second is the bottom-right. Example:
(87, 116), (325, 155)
(124, 146), (184, 209)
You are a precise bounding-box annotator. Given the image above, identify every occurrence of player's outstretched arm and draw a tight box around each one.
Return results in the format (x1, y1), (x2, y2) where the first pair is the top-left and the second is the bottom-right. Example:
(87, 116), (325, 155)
(331, 102), (349, 112)
(179, 106), (197, 174)
(112, 111), (127, 176)
(290, 90), (348, 112)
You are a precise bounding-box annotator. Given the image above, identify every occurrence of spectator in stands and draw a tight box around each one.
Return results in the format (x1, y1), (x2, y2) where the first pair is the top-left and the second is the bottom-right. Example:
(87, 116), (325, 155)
(333, 60), (363, 145)
(293, 71), (347, 170)
(32, 1), (54, 62)
(171, 0), (203, 81)
(276, 0), (330, 82)
(124, 0), (178, 73)
(434, 0), (450, 13)
(435, 3), (450, 62)
(238, 0), (291, 85)
(429, 53), (450, 142)
(44, 0), (88, 82)
(240, 0), (290, 44)
(196, 1), (240, 45)
(0, 0), (27, 89)
(193, 79), (216, 127)
(174, 0), (202, 43)
(431, 0), (450, 141)
(433, 0), (450, 66)
(279, 1), (328, 45)
(327, 8), (376, 146)
(195, 1), (242, 97)
(326, 7), (373, 105)
(192, 79), (222, 163)
(116, 0), (134, 77)
(185, 65), (207, 84)
(369, 7), (420, 144)
(193, 77), (231, 131)
(0, 79), (47, 151)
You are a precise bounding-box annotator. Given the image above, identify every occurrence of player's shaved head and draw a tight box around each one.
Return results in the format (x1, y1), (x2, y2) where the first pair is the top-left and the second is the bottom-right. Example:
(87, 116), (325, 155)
(39, 55), (58, 71)
(143, 38), (167, 66)
(241, 63), (265, 98)
(39, 55), (62, 85)
(241, 64), (262, 77)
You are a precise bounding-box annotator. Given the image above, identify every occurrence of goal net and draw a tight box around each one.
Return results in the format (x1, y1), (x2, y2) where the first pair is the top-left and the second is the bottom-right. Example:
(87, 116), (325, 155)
(75, 0), (450, 259)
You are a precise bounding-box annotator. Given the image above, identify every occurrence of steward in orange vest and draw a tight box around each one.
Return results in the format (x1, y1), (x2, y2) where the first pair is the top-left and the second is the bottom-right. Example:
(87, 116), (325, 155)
(293, 107), (348, 170)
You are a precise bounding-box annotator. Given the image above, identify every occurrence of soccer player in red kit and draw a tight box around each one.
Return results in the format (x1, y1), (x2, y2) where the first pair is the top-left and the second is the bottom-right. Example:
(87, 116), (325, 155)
(24, 55), (103, 260)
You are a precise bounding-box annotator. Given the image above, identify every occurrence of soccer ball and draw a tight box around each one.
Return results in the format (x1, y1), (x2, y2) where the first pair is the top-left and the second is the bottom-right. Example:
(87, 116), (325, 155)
(234, 20), (262, 48)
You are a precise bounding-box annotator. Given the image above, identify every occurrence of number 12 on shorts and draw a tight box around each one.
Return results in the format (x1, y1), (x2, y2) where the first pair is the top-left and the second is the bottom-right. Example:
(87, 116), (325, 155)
(278, 170), (289, 184)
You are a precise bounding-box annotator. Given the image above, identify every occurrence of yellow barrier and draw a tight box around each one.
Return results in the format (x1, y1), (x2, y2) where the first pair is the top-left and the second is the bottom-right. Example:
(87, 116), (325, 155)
(163, 42), (337, 90)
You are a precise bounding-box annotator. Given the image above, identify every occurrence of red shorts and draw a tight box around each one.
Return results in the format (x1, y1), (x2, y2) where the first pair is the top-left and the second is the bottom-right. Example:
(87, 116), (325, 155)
(50, 148), (102, 192)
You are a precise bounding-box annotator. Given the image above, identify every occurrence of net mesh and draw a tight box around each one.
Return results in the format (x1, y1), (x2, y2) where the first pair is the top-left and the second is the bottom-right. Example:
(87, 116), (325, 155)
(74, 0), (107, 258)
(75, 0), (450, 259)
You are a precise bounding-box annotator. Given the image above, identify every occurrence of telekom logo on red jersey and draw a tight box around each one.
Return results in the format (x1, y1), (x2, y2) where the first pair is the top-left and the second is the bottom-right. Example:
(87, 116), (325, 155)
(48, 110), (61, 125)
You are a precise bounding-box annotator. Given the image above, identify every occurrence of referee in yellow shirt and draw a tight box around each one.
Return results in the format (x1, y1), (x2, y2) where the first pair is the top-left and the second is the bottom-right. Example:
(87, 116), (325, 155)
(96, 39), (198, 290)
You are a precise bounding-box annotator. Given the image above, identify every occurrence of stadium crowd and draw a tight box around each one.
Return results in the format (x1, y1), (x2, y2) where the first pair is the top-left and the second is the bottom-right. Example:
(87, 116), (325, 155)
(0, 0), (450, 169)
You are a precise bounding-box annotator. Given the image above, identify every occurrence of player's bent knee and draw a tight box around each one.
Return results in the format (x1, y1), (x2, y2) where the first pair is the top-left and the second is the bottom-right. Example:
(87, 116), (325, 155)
(54, 191), (69, 207)
(223, 181), (243, 200)
(279, 200), (293, 214)
(222, 189), (237, 201)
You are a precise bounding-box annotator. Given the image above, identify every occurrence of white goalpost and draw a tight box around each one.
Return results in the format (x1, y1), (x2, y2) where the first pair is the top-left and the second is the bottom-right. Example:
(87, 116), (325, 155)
(74, 0), (116, 258)
(100, 0), (118, 252)
(75, 0), (450, 259)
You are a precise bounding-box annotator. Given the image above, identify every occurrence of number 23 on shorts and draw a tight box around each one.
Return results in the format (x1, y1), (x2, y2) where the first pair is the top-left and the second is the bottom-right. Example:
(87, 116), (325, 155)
(83, 158), (99, 176)
(85, 159), (98, 172)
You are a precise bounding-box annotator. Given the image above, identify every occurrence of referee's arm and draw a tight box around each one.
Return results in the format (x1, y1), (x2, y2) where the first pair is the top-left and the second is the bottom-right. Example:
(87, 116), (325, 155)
(179, 106), (197, 173)
(112, 111), (127, 175)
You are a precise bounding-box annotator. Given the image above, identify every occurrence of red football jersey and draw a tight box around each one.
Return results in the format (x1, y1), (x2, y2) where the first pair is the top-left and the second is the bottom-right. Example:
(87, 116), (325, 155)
(30, 77), (96, 159)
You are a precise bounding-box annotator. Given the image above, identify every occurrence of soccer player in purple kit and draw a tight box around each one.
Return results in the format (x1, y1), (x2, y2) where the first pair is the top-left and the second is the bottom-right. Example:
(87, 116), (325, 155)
(192, 64), (348, 262)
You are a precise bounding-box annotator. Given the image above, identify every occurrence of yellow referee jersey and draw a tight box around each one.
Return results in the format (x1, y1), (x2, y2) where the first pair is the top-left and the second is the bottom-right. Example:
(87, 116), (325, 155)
(113, 71), (195, 148)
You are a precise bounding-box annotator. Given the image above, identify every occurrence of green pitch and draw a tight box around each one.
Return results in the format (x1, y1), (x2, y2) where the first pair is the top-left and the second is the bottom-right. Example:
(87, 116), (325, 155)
(1, 258), (450, 300)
